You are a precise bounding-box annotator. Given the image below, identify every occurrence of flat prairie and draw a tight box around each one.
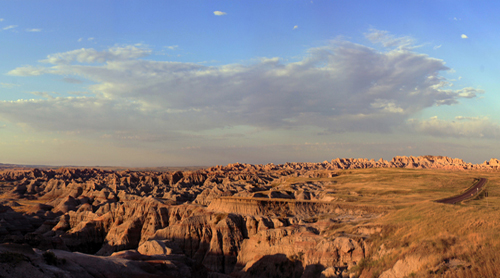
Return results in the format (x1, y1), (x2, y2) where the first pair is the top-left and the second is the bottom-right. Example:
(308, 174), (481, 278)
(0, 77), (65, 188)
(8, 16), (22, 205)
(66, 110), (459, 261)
(317, 168), (500, 277)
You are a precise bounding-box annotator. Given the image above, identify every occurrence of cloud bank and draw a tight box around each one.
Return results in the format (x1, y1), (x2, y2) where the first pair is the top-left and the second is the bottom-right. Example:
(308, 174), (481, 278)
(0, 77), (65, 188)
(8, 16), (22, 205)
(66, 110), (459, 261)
(409, 116), (500, 138)
(1, 30), (488, 144)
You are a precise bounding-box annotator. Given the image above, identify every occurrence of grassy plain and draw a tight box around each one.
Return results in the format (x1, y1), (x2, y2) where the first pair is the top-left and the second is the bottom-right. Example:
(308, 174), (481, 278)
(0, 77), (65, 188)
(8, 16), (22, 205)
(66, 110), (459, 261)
(304, 168), (500, 277)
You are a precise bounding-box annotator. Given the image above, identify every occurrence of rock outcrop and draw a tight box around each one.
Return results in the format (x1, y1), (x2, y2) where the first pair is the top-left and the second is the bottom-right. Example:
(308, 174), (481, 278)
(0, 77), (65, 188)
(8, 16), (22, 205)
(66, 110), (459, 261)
(0, 155), (497, 277)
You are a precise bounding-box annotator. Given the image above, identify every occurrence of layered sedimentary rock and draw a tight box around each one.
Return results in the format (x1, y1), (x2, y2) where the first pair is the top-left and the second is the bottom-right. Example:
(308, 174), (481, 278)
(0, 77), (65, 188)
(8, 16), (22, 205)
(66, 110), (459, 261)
(0, 155), (497, 277)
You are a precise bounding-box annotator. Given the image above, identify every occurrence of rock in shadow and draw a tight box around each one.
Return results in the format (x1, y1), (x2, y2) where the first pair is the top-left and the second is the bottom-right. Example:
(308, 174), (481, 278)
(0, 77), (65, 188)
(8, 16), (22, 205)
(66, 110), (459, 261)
(239, 254), (304, 278)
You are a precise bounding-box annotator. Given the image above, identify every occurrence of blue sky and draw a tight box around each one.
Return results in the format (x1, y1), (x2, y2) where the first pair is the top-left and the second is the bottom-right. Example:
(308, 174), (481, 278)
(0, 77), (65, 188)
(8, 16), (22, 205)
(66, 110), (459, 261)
(1, 0), (499, 166)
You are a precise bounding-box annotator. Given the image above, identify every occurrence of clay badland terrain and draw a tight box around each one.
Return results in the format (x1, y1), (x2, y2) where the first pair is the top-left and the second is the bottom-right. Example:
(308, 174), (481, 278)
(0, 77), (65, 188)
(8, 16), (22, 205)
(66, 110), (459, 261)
(0, 155), (499, 278)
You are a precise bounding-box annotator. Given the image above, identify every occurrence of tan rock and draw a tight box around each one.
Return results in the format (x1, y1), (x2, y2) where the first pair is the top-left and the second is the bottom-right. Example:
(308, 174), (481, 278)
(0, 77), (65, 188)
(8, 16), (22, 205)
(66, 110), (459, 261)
(320, 267), (338, 278)
(138, 240), (173, 256)
(379, 256), (429, 278)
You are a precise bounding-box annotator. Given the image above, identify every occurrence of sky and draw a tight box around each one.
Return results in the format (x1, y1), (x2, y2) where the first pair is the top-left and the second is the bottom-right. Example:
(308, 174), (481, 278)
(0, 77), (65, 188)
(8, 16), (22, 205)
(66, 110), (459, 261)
(1, 0), (499, 167)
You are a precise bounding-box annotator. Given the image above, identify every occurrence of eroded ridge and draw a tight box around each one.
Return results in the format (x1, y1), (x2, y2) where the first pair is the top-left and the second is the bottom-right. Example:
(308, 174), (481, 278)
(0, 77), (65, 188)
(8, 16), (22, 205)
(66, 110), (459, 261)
(0, 156), (497, 277)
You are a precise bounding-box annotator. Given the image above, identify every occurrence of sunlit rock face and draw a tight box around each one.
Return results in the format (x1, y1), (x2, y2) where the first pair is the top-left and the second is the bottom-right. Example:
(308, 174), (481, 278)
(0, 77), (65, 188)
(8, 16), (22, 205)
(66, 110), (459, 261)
(0, 155), (496, 277)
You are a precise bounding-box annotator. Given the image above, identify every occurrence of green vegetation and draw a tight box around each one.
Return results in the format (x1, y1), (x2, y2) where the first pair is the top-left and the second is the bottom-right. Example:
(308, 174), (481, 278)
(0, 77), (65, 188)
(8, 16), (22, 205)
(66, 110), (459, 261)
(0, 251), (29, 264)
(43, 250), (66, 265)
(43, 251), (58, 265)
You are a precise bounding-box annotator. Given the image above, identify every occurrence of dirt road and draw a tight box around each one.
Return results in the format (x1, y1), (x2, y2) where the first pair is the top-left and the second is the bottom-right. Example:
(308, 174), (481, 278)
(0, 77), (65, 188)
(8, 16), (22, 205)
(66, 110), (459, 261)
(436, 178), (488, 204)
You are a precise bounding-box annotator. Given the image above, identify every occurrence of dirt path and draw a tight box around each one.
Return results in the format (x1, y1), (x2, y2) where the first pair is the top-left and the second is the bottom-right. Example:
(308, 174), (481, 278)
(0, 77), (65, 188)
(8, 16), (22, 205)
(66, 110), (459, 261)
(436, 178), (488, 204)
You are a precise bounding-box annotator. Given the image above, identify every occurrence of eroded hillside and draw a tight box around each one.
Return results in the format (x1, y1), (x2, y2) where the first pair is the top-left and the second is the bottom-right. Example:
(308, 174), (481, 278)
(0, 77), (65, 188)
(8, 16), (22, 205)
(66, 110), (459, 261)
(0, 155), (498, 277)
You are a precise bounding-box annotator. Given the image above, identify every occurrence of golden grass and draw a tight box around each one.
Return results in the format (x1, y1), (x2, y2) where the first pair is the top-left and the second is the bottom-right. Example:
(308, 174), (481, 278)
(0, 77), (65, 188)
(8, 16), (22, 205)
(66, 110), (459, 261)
(279, 168), (485, 206)
(310, 168), (500, 277)
(267, 168), (500, 277)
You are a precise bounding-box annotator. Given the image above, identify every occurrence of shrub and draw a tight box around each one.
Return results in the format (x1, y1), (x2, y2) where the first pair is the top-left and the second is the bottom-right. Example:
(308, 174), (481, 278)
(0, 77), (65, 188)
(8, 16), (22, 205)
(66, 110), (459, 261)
(0, 251), (29, 264)
(43, 251), (58, 265)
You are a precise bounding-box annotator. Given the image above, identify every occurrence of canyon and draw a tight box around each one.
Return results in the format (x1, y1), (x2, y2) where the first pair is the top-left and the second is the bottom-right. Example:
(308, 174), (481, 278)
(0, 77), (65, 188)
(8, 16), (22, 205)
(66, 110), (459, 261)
(0, 155), (498, 277)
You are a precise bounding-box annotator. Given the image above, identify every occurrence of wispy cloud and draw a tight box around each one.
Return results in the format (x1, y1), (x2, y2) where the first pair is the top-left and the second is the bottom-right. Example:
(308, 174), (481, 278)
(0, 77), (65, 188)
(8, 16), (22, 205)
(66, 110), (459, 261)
(7, 65), (48, 76)
(461, 34), (468, 39)
(293, 25), (298, 30)
(0, 18), (4, 22)
(455, 87), (484, 98)
(213, 11), (226, 16)
(433, 45), (442, 50)
(3, 25), (17, 30)
(62, 77), (83, 84)
(37, 45), (152, 64)
(365, 28), (415, 49)
(167, 45), (178, 50)
(409, 116), (500, 138)
(30, 91), (58, 100)
(26, 28), (42, 32)
(78, 38), (83, 42)
(0, 83), (19, 88)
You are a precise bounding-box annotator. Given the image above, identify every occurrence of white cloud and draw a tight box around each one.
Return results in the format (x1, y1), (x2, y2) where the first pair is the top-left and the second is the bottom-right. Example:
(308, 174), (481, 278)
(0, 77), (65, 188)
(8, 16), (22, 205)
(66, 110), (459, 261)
(455, 116), (482, 121)
(365, 28), (415, 49)
(2, 31), (485, 138)
(409, 116), (500, 138)
(433, 45), (442, 50)
(39, 45), (152, 64)
(0, 83), (18, 88)
(213, 11), (226, 16)
(26, 28), (41, 32)
(3, 25), (17, 30)
(370, 99), (404, 113)
(461, 34), (468, 39)
(88, 37), (94, 41)
(293, 25), (298, 30)
(7, 65), (49, 76)
(0, 18), (4, 22)
(0, 96), (157, 133)
(78, 38), (83, 42)
(30, 91), (58, 100)
(167, 45), (178, 50)
(456, 87), (484, 98)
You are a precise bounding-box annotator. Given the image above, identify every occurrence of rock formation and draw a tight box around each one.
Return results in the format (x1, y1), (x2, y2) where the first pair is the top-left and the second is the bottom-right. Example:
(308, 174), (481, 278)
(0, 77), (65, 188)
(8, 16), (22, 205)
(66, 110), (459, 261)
(0, 155), (497, 277)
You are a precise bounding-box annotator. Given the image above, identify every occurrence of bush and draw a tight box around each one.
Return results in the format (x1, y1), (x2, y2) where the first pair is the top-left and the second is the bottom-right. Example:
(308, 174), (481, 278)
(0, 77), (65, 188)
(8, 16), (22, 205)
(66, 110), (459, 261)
(0, 251), (29, 264)
(43, 251), (58, 265)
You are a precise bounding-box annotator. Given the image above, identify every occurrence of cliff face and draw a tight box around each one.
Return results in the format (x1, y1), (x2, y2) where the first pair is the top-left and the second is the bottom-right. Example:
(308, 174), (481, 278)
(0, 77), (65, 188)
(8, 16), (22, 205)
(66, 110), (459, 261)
(0, 155), (497, 277)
